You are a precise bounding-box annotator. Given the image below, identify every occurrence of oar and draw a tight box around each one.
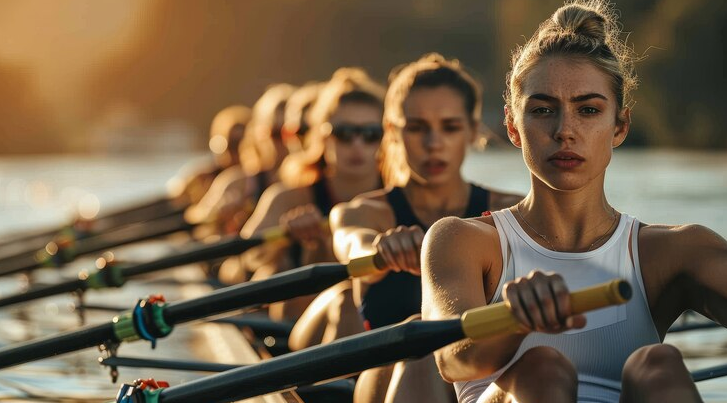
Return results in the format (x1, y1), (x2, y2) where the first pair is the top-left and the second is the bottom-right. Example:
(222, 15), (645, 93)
(0, 213), (194, 277)
(108, 280), (632, 403)
(0, 253), (385, 369)
(0, 226), (291, 308)
(0, 196), (185, 252)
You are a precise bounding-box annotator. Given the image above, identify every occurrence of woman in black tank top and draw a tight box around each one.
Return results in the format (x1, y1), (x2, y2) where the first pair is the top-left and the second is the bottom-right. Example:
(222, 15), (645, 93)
(322, 54), (522, 402)
(230, 68), (386, 322)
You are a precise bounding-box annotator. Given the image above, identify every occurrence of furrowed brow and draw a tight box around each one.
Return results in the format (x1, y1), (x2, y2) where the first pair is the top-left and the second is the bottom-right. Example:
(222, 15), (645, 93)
(571, 93), (608, 102)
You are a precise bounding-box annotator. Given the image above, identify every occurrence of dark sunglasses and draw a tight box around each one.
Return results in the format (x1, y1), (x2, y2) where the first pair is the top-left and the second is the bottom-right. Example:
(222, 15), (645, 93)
(330, 124), (384, 144)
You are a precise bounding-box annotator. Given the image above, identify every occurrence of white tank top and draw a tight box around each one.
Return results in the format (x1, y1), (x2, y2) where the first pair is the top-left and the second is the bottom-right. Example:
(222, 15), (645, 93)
(454, 209), (660, 403)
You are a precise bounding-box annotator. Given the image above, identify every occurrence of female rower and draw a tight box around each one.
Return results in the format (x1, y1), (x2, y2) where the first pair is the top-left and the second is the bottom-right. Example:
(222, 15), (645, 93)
(237, 68), (386, 322)
(326, 53), (521, 402)
(421, 2), (727, 402)
(167, 104), (251, 206)
(184, 84), (297, 236)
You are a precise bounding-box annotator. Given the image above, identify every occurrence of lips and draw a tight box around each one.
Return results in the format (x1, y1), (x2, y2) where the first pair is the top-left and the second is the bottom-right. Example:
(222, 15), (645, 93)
(423, 159), (447, 175)
(548, 150), (584, 169)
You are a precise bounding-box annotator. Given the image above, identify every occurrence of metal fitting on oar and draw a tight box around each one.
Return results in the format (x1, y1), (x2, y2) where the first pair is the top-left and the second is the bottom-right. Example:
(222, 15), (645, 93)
(36, 236), (77, 267)
(83, 254), (127, 289)
(461, 279), (632, 340)
(114, 378), (169, 403)
(112, 295), (173, 349)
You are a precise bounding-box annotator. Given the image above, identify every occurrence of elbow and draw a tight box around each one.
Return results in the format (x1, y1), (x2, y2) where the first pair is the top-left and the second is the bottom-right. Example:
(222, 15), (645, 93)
(434, 343), (499, 383)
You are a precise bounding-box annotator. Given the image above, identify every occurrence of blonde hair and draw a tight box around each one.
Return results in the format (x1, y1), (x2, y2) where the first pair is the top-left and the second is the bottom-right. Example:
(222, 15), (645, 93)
(239, 83), (297, 176)
(282, 81), (325, 152)
(504, 0), (637, 120)
(380, 53), (482, 187)
(208, 105), (251, 164)
(278, 68), (385, 188)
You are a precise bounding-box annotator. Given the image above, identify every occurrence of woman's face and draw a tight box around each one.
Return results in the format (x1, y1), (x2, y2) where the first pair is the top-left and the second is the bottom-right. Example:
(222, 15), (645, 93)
(507, 56), (629, 192)
(401, 86), (474, 187)
(325, 101), (383, 178)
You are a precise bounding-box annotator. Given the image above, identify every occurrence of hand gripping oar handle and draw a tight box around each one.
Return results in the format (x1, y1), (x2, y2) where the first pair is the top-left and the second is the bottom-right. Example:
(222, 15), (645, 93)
(461, 279), (632, 339)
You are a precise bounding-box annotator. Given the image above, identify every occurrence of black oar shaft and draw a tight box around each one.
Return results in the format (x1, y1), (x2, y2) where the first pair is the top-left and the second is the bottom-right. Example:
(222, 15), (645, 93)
(164, 262), (349, 324)
(159, 319), (464, 403)
(0, 323), (116, 368)
(692, 363), (727, 382)
(0, 214), (193, 277)
(0, 236), (266, 309)
(101, 356), (239, 373)
(122, 236), (263, 278)
(0, 279), (86, 308)
(0, 262), (350, 369)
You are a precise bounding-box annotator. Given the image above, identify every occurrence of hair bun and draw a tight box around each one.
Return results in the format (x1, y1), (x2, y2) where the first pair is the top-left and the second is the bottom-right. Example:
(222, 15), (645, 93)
(553, 4), (607, 43)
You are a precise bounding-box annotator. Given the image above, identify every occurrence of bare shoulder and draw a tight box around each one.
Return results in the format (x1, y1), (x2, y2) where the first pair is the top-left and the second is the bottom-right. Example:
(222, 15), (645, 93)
(639, 222), (725, 263)
(424, 215), (501, 274)
(330, 188), (394, 231)
(241, 183), (313, 237)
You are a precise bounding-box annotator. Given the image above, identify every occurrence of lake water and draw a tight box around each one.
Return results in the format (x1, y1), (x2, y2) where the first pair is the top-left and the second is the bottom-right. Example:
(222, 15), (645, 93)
(0, 149), (725, 401)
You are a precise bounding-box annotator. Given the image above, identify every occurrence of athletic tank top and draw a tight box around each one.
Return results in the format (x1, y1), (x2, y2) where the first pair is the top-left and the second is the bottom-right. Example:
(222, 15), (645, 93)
(454, 209), (660, 403)
(360, 184), (491, 329)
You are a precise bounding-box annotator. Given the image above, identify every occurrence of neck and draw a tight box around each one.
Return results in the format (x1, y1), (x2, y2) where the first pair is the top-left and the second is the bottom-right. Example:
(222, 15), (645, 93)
(516, 178), (619, 252)
(403, 176), (470, 226)
(326, 170), (381, 203)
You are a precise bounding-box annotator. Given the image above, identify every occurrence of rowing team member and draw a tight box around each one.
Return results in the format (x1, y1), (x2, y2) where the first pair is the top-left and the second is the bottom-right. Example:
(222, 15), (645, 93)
(415, 1), (727, 403)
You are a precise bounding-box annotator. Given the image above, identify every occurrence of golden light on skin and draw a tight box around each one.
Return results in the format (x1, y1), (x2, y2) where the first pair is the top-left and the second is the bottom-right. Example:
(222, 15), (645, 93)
(209, 134), (228, 155)
(78, 193), (101, 220)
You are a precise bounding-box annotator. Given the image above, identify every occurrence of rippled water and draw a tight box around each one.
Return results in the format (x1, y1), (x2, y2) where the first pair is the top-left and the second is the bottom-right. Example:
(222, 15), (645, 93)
(0, 150), (724, 401)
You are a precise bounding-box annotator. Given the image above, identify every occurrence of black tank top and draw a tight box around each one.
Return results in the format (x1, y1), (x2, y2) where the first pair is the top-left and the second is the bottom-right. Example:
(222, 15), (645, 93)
(360, 184), (491, 329)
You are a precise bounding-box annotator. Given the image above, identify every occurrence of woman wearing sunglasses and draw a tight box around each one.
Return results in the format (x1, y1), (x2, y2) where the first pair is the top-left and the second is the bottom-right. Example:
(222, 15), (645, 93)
(184, 83), (298, 238)
(237, 68), (386, 322)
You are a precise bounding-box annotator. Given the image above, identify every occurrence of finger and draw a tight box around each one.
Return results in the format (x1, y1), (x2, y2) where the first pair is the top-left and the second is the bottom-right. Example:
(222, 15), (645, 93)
(396, 231), (418, 273)
(386, 235), (410, 272)
(516, 280), (546, 331)
(410, 226), (425, 273)
(548, 274), (571, 326)
(566, 314), (587, 329)
(533, 279), (560, 331)
(374, 235), (399, 272)
(503, 282), (535, 332)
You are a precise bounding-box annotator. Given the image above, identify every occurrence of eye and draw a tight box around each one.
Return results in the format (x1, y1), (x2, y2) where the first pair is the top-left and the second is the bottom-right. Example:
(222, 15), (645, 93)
(580, 106), (600, 114)
(530, 106), (553, 114)
(443, 124), (464, 133)
(403, 123), (427, 134)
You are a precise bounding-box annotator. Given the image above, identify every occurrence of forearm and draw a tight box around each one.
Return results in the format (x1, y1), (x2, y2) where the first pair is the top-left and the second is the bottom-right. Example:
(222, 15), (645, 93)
(436, 333), (527, 382)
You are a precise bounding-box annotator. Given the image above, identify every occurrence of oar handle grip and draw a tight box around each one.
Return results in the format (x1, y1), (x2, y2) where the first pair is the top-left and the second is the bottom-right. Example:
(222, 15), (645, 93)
(346, 254), (386, 277)
(259, 220), (331, 243)
(461, 279), (632, 340)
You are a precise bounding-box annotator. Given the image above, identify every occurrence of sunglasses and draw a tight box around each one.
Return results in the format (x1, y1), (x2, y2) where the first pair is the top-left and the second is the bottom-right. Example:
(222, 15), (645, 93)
(330, 124), (384, 144)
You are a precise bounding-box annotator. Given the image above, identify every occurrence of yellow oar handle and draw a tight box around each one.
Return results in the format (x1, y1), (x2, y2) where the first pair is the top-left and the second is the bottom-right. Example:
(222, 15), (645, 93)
(461, 279), (632, 340)
(346, 254), (387, 277)
(260, 221), (331, 243)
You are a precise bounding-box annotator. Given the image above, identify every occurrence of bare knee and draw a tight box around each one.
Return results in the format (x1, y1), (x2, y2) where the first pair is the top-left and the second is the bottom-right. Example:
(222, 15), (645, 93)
(516, 346), (577, 386)
(623, 344), (687, 385)
(621, 344), (700, 403)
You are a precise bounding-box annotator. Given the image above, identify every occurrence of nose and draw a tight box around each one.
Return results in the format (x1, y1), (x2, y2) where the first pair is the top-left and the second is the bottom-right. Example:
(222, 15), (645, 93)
(553, 111), (577, 143)
(423, 128), (444, 150)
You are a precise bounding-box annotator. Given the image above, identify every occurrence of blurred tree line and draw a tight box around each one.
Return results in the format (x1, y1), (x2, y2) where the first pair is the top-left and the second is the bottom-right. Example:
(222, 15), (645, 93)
(0, 0), (724, 153)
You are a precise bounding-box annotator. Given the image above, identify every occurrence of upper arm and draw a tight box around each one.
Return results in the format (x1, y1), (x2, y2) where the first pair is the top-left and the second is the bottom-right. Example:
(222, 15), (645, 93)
(421, 217), (498, 320)
(330, 195), (394, 262)
(240, 184), (303, 238)
(640, 224), (727, 331)
(678, 225), (727, 325)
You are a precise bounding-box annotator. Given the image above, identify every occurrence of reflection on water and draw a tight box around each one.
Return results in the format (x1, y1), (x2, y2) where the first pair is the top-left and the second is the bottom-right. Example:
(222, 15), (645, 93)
(0, 150), (725, 401)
